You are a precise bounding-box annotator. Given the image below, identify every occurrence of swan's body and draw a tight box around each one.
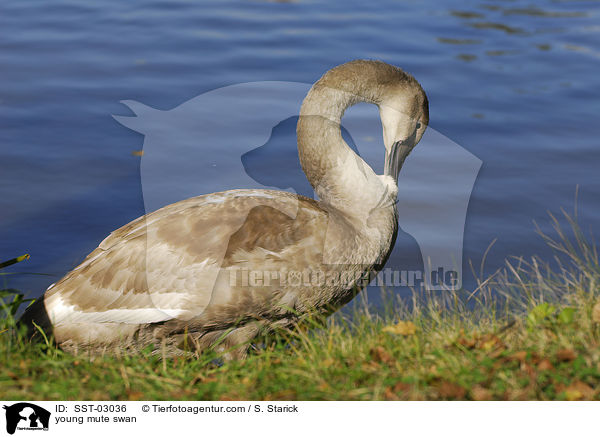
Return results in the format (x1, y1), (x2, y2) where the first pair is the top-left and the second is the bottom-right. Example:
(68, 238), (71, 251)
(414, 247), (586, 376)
(21, 60), (429, 358)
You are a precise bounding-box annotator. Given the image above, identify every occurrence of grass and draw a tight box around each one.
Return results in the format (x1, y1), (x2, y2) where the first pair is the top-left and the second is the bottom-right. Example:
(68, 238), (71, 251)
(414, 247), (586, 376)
(1, 211), (600, 401)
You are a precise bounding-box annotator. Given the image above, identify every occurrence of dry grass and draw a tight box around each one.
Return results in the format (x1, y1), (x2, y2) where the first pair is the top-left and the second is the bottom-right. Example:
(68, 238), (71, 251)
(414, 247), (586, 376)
(1, 211), (599, 400)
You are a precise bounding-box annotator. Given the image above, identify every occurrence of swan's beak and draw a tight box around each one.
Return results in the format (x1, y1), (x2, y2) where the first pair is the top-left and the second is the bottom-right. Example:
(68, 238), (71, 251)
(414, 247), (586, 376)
(384, 140), (413, 183)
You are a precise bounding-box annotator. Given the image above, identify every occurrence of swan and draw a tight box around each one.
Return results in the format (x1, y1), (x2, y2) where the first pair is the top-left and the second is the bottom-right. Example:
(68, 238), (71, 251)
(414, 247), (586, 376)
(21, 60), (429, 358)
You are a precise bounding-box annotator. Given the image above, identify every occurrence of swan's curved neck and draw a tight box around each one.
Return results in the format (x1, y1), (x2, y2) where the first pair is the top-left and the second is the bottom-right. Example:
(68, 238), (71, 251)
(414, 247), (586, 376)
(297, 81), (393, 222)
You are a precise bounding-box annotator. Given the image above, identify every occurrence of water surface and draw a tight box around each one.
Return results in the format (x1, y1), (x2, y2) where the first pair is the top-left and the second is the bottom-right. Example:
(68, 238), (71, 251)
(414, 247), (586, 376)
(1, 0), (599, 302)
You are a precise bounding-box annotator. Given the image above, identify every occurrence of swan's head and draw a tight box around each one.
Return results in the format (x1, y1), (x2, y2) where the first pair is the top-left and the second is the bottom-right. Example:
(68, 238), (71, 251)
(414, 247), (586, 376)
(298, 59), (429, 199)
(379, 82), (429, 184)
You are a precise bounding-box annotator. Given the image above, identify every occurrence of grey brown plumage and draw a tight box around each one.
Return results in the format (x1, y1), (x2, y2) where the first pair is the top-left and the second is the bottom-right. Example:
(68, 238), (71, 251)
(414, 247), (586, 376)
(21, 60), (429, 359)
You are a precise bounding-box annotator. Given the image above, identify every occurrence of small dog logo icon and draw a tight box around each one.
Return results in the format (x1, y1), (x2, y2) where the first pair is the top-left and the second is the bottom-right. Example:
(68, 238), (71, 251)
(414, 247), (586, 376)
(3, 403), (50, 435)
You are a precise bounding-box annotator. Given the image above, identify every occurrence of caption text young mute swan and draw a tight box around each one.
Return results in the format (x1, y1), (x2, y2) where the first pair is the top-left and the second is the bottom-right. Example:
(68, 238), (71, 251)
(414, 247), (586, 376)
(21, 60), (429, 359)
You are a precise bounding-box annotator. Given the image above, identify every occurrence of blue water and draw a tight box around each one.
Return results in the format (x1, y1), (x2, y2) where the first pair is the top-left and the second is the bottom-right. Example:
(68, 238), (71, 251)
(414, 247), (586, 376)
(1, 0), (599, 301)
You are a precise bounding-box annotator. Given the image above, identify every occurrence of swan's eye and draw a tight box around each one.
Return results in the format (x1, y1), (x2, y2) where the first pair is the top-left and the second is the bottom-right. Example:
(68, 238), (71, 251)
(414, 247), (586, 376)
(416, 122), (421, 130)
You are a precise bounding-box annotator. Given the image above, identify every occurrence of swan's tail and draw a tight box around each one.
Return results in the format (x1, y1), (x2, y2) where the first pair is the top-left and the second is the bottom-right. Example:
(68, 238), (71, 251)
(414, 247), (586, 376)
(18, 297), (53, 342)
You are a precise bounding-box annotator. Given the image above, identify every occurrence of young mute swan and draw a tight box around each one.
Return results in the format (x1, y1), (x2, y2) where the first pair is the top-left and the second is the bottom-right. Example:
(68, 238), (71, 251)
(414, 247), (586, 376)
(21, 60), (429, 358)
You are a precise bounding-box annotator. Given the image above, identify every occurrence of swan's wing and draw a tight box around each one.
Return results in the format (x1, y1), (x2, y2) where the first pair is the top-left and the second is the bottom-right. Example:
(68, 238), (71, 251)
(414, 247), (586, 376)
(43, 190), (328, 327)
